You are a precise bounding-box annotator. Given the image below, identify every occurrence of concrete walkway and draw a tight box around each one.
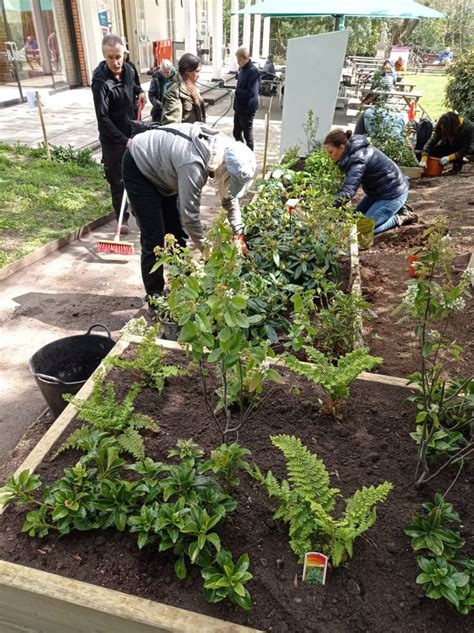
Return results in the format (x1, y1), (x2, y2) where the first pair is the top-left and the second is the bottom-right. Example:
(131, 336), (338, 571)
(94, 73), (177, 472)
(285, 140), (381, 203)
(0, 69), (282, 466)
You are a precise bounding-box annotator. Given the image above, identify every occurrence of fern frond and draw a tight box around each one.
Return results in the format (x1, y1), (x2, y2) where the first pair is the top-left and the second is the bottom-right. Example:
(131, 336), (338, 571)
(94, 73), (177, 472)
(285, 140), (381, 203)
(51, 425), (91, 460)
(343, 482), (393, 535)
(129, 413), (159, 432)
(118, 427), (145, 460)
(271, 435), (339, 511)
(284, 352), (328, 384)
(331, 539), (347, 567)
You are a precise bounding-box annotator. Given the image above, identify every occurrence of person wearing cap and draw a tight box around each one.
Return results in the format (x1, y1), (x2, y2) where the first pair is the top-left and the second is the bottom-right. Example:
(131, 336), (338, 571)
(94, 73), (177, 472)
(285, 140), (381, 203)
(92, 34), (145, 234)
(122, 122), (256, 303)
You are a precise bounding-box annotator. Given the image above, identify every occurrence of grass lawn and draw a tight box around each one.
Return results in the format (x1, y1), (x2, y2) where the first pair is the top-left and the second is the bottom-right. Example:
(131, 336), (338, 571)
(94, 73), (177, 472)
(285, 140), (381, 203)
(405, 73), (448, 120)
(0, 144), (111, 268)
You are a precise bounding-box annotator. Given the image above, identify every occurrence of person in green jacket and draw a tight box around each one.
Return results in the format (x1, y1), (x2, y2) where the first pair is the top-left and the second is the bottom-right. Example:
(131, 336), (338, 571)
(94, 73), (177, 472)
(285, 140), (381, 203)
(161, 53), (206, 125)
(420, 112), (473, 173)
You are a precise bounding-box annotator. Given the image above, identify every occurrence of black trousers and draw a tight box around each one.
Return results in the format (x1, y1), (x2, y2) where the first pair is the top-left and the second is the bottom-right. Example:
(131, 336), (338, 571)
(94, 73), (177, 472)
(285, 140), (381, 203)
(233, 111), (256, 151)
(101, 143), (129, 223)
(122, 150), (187, 297)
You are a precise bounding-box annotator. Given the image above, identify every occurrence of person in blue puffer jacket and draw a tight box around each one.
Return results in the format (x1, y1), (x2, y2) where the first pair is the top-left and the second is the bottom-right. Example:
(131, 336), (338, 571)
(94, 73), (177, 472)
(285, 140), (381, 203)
(324, 129), (416, 234)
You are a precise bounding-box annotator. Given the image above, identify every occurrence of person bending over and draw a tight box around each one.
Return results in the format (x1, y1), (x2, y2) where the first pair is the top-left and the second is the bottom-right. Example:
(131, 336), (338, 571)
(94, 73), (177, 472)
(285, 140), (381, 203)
(161, 53), (205, 125)
(122, 123), (256, 304)
(420, 112), (473, 173)
(324, 129), (416, 235)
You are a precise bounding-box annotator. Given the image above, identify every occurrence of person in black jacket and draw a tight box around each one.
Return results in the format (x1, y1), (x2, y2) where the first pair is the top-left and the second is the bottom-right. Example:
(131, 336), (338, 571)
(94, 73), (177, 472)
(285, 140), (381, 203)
(233, 47), (260, 151)
(324, 129), (415, 234)
(92, 34), (146, 233)
(420, 112), (473, 173)
(148, 59), (176, 122)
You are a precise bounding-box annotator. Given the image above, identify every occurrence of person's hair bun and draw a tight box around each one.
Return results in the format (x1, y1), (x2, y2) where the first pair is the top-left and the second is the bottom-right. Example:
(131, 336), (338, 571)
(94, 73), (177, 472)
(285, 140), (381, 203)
(346, 130), (353, 140)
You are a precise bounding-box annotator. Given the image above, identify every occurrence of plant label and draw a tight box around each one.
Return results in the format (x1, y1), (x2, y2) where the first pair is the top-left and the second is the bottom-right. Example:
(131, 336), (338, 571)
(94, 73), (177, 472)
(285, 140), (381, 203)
(302, 552), (328, 585)
(285, 199), (304, 221)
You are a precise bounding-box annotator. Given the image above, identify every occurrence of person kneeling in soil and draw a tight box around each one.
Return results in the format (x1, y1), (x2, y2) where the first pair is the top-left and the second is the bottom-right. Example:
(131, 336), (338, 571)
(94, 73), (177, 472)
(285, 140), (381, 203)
(324, 129), (416, 235)
(122, 122), (256, 305)
(419, 112), (474, 174)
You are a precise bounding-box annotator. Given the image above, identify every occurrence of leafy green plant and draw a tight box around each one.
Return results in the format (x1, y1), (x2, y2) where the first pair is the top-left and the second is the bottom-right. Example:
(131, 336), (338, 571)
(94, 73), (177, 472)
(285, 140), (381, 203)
(255, 435), (392, 566)
(0, 438), (253, 611)
(49, 144), (95, 167)
(107, 324), (181, 391)
(56, 378), (159, 460)
(154, 223), (283, 443)
(404, 493), (464, 557)
(445, 49), (474, 120)
(201, 443), (252, 491)
(405, 494), (473, 615)
(284, 346), (382, 417)
(302, 109), (321, 154)
(416, 556), (470, 609)
(202, 550), (253, 610)
(393, 217), (473, 486)
(148, 295), (173, 322)
(367, 103), (418, 167)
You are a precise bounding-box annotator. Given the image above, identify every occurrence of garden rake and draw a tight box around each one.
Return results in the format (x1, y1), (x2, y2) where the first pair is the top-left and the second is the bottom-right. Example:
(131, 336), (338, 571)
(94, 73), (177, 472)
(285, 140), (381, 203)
(96, 189), (134, 255)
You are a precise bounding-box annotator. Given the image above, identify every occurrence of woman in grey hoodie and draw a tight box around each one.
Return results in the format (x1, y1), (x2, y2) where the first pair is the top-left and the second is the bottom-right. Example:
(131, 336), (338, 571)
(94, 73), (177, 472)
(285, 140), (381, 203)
(122, 122), (256, 303)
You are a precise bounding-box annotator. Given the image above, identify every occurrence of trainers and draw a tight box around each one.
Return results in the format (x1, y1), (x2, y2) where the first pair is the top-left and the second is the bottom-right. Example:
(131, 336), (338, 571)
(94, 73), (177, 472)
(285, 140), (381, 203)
(395, 204), (418, 227)
(120, 222), (130, 235)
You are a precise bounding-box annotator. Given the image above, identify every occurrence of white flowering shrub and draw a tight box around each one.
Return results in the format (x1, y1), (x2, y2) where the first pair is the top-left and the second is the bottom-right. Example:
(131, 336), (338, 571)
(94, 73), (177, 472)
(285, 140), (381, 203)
(393, 217), (473, 487)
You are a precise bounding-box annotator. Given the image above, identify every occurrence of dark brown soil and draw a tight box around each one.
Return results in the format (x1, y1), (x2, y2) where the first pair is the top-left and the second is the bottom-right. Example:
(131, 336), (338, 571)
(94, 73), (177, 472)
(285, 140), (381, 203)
(361, 165), (474, 378)
(1, 349), (472, 633)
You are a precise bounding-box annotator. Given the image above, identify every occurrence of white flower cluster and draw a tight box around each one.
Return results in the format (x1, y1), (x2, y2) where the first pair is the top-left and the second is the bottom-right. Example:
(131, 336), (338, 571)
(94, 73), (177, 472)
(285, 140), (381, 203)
(402, 283), (419, 310)
(442, 296), (466, 311)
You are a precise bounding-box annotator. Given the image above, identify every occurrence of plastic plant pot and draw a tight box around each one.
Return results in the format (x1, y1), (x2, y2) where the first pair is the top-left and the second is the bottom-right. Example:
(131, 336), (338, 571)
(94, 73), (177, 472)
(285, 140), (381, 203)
(425, 156), (444, 177)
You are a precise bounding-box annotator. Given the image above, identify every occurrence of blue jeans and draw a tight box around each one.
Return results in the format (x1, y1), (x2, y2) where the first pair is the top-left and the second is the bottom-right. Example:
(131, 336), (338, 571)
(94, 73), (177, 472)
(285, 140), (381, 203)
(355, 191), (409, 235)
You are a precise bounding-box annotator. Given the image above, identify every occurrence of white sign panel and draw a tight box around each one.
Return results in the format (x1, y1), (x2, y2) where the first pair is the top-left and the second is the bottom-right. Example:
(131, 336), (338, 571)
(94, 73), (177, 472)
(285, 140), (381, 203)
(281, 30), (349, 154)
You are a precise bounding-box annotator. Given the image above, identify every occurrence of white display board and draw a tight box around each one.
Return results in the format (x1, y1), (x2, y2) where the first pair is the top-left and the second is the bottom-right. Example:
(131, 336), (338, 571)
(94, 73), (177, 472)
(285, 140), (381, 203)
(281, 30), (349, 155)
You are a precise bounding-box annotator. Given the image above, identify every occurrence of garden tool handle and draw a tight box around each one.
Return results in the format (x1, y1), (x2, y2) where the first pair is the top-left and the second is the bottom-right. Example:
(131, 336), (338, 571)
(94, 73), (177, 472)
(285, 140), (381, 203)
(85, 324), (113, 339)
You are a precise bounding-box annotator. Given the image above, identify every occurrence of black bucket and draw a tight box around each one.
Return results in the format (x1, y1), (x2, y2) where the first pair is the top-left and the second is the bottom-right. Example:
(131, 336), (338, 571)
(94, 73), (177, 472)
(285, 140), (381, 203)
(29, 324), (116, 418)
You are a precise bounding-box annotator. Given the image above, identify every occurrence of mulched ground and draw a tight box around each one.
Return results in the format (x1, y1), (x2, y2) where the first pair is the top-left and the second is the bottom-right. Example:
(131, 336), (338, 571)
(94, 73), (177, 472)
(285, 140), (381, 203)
(1, 348), (472, 633)
(361, 165), (474, 378)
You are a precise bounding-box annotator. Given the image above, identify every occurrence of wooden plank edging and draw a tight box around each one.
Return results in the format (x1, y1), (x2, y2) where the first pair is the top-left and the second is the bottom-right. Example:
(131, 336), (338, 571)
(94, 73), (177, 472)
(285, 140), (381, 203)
(0, 560), (261, 633)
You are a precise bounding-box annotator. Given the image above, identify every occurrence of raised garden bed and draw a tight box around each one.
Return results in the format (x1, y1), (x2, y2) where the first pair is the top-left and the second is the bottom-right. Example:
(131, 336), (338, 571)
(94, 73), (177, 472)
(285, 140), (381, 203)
(0, 335), (472, 633)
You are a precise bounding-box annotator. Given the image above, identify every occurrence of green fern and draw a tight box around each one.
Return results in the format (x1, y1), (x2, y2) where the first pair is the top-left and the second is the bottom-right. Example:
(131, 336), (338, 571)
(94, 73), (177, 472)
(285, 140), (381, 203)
(260, 435), (392, 566)
(55, 378), (159, 460)
(108, 325), (181, 391)
(118, 427), (145, 460)
(270, 435), (339, 511)
(285, 347), (382, 416)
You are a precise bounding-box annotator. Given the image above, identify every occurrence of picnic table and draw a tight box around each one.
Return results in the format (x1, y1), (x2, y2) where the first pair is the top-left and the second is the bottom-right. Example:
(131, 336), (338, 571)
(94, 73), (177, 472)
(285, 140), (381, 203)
(359, 88), (425, 115)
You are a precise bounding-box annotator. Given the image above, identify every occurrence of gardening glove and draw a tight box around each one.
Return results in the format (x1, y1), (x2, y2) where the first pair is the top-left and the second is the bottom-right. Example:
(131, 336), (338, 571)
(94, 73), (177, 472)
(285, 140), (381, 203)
(234, 233), (248, 256)
(439, 156), (450, 166)
(418, 156), (427, 169)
